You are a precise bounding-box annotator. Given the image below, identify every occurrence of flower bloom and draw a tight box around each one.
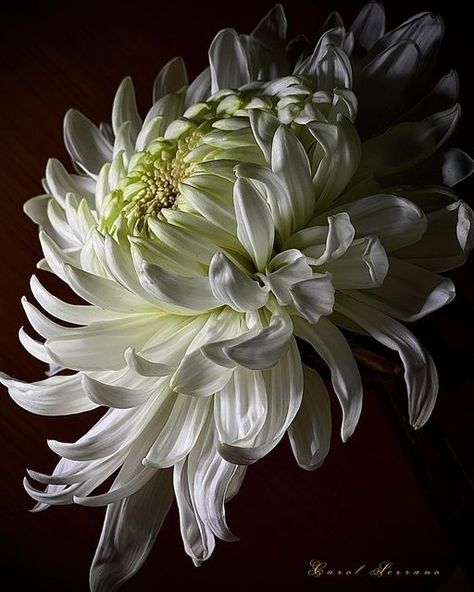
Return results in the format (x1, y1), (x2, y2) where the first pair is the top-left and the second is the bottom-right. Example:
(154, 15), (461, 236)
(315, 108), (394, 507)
(2, 3), (473, 590)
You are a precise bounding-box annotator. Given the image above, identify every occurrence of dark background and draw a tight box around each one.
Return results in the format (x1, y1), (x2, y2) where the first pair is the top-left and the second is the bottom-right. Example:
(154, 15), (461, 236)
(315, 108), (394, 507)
(0, 1), (473, 590)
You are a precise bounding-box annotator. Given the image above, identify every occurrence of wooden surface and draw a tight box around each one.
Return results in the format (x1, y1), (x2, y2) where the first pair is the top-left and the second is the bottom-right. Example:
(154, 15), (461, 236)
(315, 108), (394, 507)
(0, 1), (473, 591)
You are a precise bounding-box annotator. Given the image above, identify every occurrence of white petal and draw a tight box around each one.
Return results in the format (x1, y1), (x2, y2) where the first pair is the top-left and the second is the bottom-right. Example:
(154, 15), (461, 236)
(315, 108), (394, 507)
(81, 374), (153, 409)
(271, 125), (315, 231)
(248, 109), (280, 163)
(64, 263), (152, 313)
(290, 273), (335, 323)
(217, 338), (303, 464)
(209, 29), (250, 93)
(173, 457), (216, 565)
(325, 194), (427, 252)
(266, 249), (313, 305)
(346, 256), (455, 321)
(233, 177), (274, 271)
(185, 67), (211, 107)
(234, 161), (292, 243)
(89, 470), (173, 592)
(45, 315), (161, 371)
(209, 252), (268, 312)
(205, 313), (293, 371)
(291, 212), (355, 265)
(112, 77), (142, 144)
(0, 372), (98, 416)
(325, 236), (389, 289)
(287, 365), (331, 470)
(139, 262), (221, 314)
(153, 56), (188, 102)
(124, 347), (174, 377)
(394, 200), (474, 272)
(44, 158), (95, 207)
(293, 316), (362, 442)
(336, 294), (438, 428)
(63, 109), (113, 177)
(144, 394), (210, 468)
(214, 367), (267, 447)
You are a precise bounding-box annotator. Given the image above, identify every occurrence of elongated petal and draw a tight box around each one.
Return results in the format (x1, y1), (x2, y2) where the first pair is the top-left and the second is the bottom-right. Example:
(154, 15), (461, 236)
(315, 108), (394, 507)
(287, 365), (331, 470)
(394, 200), (474, 271)
(124, 347), (174, 377)
(46, 315), (161, 371)
(153, 57), (188, 102)
(209, 29), (250, 93)
(325, 236), (389, 289)
(0, 372), (97, 416)
(209, 252), (268, 312)
(350, 1), (386, 51)
(90, 470), (173, 592)
(81, 374), (153, 409)
(217, 338), (303, 464)
(63, 109), (112, 177)
(290, 273), (335, 323)
(346, 256), (455, 321)
(325, 194), (427, 251)
(233, 177), (274, 271)
(204, 314), (293, 370)
(271, 125), (315, 231)
(139, 262), (221, 314)
(112, 77), (142, 141)
(144, 395), (210, 467)
(336, 294), (438, 428)
(293, 316), (362, 442)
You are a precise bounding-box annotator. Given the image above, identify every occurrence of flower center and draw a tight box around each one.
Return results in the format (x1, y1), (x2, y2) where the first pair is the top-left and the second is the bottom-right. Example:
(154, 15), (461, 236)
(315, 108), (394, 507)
(98, 127), (203, 235)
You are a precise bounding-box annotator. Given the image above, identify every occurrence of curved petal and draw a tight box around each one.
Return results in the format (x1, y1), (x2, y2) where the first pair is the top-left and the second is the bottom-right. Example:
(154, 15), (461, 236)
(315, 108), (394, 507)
(336, 294), (438, 428)
(209, 252), (268, 312)
(139, 262), (221, 314)
(217, 337), (303, 464)
(293, 316), (362, 442)
(0, 372), (98, 416)
(209, 28), (250, 93)
(63, 109), (113, 177)
(290, 273), (335, 323)
(346, 256), (456, 321)
(325, 236), (389, 289)
(81, 374), (153, 409)
(287, 364), (331, 470)
(89, 470), (173, 592)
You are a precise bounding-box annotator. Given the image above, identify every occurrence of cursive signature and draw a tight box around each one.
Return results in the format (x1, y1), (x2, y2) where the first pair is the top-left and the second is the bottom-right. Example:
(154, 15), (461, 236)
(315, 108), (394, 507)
(308, 560), (441, 578)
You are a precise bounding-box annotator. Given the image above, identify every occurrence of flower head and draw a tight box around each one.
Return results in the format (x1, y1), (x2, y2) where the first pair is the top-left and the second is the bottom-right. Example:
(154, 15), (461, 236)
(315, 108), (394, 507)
(2, 3), (473, 590)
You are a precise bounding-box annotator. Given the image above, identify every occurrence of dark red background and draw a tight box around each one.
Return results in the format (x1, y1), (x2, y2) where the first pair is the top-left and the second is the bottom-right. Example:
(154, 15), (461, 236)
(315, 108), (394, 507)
(0, 1), (473, 591)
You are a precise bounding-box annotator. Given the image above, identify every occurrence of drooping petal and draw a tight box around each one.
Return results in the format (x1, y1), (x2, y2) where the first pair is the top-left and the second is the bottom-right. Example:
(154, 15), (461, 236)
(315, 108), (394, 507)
(287, 364), (331, 470)
(81, 374), (153, 409)
(0, 372), (98, 416)
(336, 294), (438, 428)
(217, 337), (303, 464)
(89, 469), (173, 592)
(139, 262), (221, 314)
(293, 316), (363, 442)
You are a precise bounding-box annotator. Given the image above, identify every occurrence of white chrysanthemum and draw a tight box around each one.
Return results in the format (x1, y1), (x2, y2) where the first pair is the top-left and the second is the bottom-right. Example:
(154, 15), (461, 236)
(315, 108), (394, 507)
(2, 3), (473, 591)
